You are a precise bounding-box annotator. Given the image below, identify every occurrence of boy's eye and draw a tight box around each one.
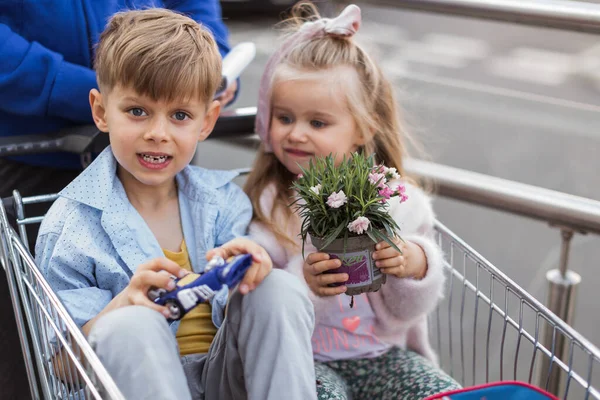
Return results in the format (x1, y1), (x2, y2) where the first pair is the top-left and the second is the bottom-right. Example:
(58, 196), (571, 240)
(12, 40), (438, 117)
(310, 120), (326, 129)
(128, 108), (147, 117)
(173, 111), (190, 121)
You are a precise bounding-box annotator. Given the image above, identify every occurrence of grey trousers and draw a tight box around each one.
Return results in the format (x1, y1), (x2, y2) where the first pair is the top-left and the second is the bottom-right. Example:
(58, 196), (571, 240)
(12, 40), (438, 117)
(88, 270), (317, 400)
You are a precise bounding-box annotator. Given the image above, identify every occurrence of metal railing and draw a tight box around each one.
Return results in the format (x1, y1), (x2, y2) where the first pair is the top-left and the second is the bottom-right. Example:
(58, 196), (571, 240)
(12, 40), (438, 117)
(362, 0), (600, 34)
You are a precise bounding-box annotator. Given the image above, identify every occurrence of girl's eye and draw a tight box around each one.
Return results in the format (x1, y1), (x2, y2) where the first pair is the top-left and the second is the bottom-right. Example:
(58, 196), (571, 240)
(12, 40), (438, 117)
(310, 120), (326, 129)
(173, 111), (190, 121)
(277, 115), (292, 124)
(128, 108), (147, 117)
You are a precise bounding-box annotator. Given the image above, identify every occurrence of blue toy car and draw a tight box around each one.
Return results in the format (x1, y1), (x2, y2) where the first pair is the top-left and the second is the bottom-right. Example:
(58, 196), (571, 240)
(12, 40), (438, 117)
(149, 254), (253, 320)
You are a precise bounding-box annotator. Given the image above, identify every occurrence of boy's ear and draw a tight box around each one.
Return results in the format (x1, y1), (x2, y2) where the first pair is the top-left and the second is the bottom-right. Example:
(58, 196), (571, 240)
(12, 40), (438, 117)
(89, 89), (109, 132)
(198, 100), (221, 142)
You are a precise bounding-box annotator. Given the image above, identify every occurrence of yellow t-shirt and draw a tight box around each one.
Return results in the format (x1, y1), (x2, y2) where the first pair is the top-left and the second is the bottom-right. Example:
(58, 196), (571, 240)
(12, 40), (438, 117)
(163, 241), (217, 355)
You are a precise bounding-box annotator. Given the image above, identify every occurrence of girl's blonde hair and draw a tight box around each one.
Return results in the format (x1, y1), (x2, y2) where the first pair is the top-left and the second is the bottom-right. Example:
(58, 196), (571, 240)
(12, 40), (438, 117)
(244, 3), (415, 248)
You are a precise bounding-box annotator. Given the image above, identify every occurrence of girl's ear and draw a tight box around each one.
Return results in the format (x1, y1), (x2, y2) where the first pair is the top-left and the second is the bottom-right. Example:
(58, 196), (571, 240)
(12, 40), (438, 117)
(90, 89), (109, 132)
(198, 100), (221, 142)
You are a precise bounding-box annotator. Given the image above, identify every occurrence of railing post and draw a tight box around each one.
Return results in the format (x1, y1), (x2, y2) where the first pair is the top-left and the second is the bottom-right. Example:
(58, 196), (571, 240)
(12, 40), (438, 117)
(538, 228), (582, 395)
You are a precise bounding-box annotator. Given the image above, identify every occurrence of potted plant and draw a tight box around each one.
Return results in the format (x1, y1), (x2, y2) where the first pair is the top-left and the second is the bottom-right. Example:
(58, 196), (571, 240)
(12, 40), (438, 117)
(293, 153), (408, 298)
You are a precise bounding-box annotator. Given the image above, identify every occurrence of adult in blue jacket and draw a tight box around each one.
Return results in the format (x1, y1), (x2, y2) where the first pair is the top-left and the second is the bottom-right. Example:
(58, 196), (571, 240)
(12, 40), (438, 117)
(0, 2), (236, 398)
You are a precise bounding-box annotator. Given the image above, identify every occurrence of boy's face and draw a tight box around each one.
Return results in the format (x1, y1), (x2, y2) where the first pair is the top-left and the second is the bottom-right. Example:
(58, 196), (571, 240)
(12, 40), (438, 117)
(89, 86), (220, 191)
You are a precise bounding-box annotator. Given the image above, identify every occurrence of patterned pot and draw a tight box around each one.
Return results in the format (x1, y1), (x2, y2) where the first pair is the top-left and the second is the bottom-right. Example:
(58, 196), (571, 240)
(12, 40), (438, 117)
(311, 232), (386, 296)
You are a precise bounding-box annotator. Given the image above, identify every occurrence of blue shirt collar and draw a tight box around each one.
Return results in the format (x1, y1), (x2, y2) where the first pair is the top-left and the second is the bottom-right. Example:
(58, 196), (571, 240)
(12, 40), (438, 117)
(59, 146), (240, 276)
(60, 146), (239, 210)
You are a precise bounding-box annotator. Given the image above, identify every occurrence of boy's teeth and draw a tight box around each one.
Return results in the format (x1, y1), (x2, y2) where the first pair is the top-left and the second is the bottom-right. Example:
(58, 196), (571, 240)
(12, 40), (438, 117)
(141, 154), (168, 164)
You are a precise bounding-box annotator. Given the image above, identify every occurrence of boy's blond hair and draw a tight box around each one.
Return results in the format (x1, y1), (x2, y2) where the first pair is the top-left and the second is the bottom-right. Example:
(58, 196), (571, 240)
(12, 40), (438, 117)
(94, 8), (222, 105)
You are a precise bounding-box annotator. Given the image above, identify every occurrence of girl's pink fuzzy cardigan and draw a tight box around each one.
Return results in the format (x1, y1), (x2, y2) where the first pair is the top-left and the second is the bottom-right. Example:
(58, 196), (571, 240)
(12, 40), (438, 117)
(249, 182), (445, 364)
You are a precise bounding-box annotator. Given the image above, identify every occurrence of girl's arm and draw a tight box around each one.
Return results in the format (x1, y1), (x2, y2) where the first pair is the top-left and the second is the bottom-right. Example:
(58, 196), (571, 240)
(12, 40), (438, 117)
(248, 221), (288, 269)
(247, 183), (290, 269)
(374, 184), (446, 322)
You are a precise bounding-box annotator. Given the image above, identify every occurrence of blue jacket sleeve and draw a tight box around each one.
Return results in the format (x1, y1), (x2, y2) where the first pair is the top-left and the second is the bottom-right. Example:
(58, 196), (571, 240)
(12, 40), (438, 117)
(165, 0), (231, 58)
(0, 23), (96, 123)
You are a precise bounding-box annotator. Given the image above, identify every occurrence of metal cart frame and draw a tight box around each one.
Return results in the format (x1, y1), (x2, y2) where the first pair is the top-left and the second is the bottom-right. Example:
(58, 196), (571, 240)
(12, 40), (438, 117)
(2, 185), (599, 399)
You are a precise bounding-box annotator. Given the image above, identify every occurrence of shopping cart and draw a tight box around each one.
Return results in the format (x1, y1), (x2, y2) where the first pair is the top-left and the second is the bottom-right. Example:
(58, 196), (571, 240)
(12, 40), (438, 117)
(0, 192), (124, 399)
(2, 177), (599, 399)
(432, 221), (600, 399)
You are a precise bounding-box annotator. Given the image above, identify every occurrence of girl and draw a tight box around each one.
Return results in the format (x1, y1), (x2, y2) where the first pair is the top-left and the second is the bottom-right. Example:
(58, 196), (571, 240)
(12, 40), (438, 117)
(245, 4), (461, 399)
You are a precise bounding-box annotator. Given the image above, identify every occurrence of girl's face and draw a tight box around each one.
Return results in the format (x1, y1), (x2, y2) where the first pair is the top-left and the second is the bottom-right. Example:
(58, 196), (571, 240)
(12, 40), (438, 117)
(269, 67), (365, 175)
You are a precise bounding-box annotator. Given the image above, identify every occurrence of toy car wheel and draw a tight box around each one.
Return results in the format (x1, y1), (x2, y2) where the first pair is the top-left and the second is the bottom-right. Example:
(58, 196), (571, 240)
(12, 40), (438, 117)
(166, 299), (182, 320)
(148, 288), (167, 301)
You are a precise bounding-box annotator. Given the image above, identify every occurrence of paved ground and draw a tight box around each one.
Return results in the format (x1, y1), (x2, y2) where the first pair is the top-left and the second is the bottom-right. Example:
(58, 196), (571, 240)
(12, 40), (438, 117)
(193, 3), (600, 390)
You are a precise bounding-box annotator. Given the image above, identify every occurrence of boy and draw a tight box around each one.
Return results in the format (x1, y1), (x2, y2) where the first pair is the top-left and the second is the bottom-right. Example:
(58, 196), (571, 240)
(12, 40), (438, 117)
(36, 9), (316, 400)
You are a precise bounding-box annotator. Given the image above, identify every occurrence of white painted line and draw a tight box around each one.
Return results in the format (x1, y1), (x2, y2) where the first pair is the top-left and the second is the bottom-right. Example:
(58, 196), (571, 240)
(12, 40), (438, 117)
(358, 23), (408, 47)
(398, 42), (471, 68)
(421, 33), (490, 60)
(486, 47), (575, 86)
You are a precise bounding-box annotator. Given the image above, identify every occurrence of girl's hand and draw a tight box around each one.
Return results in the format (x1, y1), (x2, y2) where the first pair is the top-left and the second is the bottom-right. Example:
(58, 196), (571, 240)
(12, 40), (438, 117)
(303, 252), (348, 297)
(372, 239), (428, 280)
(206, 238), (272, 295)
(120, 257), (190, 318)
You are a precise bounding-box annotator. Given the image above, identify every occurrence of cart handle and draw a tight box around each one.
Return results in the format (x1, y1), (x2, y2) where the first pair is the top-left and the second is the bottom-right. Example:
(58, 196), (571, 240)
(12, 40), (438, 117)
(0, 43), (257, 158)
(0, 106), (257, 158)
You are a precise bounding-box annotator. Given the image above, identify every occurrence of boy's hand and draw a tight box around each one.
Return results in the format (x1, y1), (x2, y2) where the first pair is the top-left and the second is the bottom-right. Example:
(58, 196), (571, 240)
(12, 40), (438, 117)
(303, 252), (348, 297)
(206, 238), (272, 295)
(120, 257), (189, 318)
(372, 239), (427, 280)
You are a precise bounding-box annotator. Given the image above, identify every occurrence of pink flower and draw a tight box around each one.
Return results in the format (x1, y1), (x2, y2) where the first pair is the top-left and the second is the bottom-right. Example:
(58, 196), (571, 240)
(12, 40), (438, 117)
(347, 216), (371, 234)
(297, 173), (304, 179)
(326, 190), (347, 208)
(400, 194), (409, 203)
(368, 172), (386, 188)
(395, 184), (406, 194)
(378, 186), (394, 200)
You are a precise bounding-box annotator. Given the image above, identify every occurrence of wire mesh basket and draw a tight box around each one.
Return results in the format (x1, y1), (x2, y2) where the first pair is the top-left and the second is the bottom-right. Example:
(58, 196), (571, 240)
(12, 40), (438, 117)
(2, 192), (598, 399)
(432, 221), (600, 399)
(0, 194), (124, 400)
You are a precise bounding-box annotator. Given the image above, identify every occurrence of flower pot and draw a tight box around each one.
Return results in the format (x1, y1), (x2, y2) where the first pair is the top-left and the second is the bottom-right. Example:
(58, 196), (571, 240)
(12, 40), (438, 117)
(311, 233), (387, 296)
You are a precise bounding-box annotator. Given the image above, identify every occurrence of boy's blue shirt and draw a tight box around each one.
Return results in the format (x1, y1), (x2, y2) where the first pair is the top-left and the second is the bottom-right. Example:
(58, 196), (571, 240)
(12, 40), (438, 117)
(0, 0), (231, 169)
(35, 146), (251, 333)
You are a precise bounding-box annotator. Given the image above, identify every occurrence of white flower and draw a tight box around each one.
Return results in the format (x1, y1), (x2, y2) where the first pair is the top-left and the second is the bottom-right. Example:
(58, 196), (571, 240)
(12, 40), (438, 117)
(310, 184), (321, 195)
(326, 190), (347, 208)
(347, 216), (371, 235)
(385, 167), (400, 180)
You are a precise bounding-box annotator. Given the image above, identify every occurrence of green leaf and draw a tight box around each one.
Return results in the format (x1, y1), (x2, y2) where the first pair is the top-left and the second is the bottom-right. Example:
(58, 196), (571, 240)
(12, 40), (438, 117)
(371, 228), (402, 254)
(317, 221), (348, 250)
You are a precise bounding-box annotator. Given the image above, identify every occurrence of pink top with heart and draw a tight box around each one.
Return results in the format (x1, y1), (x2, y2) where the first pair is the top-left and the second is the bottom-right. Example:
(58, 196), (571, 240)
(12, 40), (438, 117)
(312, 293), (391, 362)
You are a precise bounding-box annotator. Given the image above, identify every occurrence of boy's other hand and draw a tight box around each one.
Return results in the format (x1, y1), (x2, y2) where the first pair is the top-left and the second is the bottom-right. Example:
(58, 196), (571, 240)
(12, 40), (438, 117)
(121, 257), (189, 318)
(206, 238), (272, 294)
(303, 252), (348, 297)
